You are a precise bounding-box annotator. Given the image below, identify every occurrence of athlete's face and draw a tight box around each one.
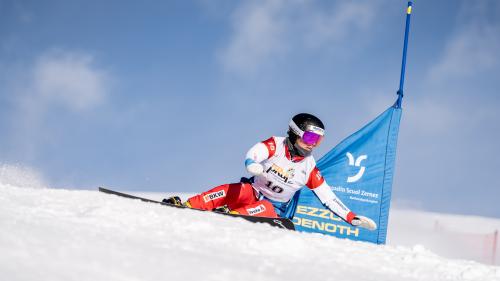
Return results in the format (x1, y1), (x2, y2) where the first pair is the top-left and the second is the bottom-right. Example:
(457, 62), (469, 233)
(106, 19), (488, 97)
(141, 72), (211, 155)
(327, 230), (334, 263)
(296, 136), (322, 152)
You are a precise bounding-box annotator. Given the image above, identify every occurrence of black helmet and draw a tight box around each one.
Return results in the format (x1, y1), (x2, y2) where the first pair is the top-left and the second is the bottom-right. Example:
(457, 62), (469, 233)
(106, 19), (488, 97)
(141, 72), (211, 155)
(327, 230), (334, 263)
(287, 113), (325, 157)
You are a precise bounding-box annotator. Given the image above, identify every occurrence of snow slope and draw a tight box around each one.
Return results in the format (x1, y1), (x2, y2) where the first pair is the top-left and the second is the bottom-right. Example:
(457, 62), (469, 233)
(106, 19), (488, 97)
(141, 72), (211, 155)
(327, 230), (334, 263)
(1, 165), (499, 281)
(388, 209), (500, 266)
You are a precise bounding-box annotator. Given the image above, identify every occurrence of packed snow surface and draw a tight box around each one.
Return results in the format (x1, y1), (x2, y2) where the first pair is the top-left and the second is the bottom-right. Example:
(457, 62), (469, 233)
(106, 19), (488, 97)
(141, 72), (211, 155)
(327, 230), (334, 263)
(1, 183), (499, 281)
(1, 165), (499, 281)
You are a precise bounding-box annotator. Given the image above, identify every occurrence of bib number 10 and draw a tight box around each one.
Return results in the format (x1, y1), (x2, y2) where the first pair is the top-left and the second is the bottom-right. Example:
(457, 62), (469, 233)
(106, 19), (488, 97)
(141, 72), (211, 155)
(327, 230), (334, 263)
(265, 181), (284, 193)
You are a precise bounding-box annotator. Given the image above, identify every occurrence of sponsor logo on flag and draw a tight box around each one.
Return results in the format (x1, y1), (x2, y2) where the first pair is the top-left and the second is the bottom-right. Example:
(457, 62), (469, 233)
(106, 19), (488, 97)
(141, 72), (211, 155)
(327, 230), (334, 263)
(346, 152), (367, 183)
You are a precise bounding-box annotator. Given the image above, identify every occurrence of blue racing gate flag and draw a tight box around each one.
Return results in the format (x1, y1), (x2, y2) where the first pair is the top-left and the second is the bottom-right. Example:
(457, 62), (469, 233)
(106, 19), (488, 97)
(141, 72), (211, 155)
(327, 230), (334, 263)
(289, 1), (413, 244)
(289, 103), (402, 244)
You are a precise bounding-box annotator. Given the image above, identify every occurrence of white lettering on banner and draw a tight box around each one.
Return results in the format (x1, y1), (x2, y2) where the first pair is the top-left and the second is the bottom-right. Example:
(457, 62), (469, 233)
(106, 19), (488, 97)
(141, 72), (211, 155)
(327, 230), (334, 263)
(361, 190), (378, 198)
(346, 152), (367, 183)
(332, 186), (346, 192)
(349, 196), (378, 204)
(247, 204), (266, 215)
(203, 190), (226, 203)
(292, 217), (360, 237)
(331, 186), (379, 200)
(346, 187), (361, 195)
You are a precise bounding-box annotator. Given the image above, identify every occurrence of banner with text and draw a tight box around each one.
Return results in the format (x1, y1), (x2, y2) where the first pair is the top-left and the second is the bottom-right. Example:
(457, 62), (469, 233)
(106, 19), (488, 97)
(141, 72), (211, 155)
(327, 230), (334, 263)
(291, 103), (402, 244)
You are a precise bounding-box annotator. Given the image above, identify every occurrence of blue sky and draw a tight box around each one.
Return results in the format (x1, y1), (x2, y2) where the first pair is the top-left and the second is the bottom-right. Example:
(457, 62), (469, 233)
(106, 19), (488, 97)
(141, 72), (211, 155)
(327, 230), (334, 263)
(1, 0), (499, 218)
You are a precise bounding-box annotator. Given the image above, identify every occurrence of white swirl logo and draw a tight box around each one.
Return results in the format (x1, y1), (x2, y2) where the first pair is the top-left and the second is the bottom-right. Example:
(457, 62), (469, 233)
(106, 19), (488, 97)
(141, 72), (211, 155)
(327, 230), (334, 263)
(346, 152), (367, 183)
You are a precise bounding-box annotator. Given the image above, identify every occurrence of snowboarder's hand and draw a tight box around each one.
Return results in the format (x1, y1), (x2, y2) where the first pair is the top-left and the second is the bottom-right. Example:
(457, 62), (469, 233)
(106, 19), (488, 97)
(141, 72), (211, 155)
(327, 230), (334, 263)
(246, 162), (264, 176)
(351, 215), (377, 231)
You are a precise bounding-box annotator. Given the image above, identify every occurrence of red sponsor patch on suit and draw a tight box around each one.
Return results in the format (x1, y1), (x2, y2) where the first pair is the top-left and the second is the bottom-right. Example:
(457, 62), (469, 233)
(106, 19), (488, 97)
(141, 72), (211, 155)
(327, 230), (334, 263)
(306, 167), (325, 189)
(262, 137), (276, 158)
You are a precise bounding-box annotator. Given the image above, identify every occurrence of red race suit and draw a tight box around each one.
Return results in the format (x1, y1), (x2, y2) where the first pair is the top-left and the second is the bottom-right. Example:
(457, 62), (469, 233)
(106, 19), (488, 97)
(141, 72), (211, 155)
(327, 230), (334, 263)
(187, 136), (355, 222)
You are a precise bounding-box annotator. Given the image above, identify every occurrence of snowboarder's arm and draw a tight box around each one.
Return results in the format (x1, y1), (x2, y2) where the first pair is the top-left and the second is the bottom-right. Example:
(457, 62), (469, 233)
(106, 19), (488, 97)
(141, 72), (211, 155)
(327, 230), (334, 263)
(306, 167), (377, 230)
(307, 172), (356, 224)
(244, 137), (276, 176)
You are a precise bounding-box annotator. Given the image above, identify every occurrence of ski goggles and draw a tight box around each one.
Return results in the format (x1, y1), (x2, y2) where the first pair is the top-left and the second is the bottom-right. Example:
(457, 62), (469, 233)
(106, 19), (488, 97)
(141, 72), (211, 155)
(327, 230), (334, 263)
(302, 131), (323, 145)
(289, 120), (325, 145)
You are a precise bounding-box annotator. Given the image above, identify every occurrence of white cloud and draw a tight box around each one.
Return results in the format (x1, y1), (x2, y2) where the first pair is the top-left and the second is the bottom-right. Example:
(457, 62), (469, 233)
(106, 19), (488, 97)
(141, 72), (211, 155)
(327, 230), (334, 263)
(33, 50), (109, 111)
(3, 49), (111, 160)
(303, 2), (374, 49)
(403, 98), (457, 135)
(428, 25), (500, 81)
(218, 0), (287, 74)
(427, 1), (500, 82)
(358, 90), (458, 136)
(218, 0), (377, 75)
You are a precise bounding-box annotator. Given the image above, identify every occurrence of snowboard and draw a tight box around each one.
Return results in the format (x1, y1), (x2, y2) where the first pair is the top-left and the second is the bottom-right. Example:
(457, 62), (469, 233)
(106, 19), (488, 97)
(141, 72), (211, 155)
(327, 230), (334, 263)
(98, 187), (295, 230)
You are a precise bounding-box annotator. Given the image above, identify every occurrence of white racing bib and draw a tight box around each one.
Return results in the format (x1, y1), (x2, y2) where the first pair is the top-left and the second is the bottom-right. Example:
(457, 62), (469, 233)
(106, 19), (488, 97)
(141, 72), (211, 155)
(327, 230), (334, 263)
(252, 137), (317, 202)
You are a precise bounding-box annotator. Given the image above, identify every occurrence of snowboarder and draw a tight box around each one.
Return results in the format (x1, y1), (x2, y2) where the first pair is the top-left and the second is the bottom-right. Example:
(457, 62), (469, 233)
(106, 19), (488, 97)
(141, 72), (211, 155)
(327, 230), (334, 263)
(164, 113), (377, 230)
